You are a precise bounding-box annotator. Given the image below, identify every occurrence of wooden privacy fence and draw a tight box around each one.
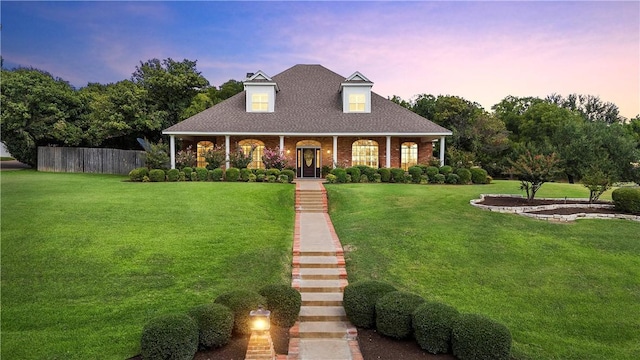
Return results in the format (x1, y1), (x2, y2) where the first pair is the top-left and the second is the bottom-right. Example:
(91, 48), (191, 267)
(37, 147), (145, 175)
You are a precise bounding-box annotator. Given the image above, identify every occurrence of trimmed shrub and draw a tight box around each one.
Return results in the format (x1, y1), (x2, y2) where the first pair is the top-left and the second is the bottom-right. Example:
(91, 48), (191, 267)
(167, 168), (180, 182)
(375, 291), (425, 339)
(612, 187), (640, 214)
(346, 174), (352, 183)
(182, 167), (193, 180)
(211, 168), (224, 181)
(190, 171), (198, 182)
(255, 168), (266, 178)
(346, 167), (361, 183)
(266, 168), (281, 178)
(225, 167), (240, 182)
(248, 174), (257, 182)
(360, 175), (369, 183)
(456, 168), (472, 184)
(259, 284), (302, 328)
(360, 166), (377, 181)
(445, 173), (460, 184)
(214, 290), (266, 335)
(420, 175), (429, 185)
(140, 313), (198, 360)
(240, 168), (252, 182)
(373, 173), (382, 183)
(326, 174), (337, 183)
(278, 174), (288, 183)
(390, 168), (406, 183)
(196, 167), (208, 182)
(470, 167), (489, 184)
(439, 165), (453, 175)
(377, 168), (391, 182)
(149, 169), (166, 182)
(321, 165), (332, 178)
(343, 280), (397, 328)
(129, 167), (148, 182)
(267, 175), (277, 183)
(433, 173), (446, 184)
(426, 166), (440, 181)
(281, 169), (295, 183)
(331, 168), (347, 183)
(408, 166), (423, 183)
(452, 313), (512, 360)
(179, 171), (186, 182)
(187, 303), (234, 348)
(413, 301), (459, 354)
(257, 174), (266, 182)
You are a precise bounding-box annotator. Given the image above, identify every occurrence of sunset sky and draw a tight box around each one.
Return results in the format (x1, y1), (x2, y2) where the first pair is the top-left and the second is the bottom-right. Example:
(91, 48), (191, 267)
(2, 1), (639, 118)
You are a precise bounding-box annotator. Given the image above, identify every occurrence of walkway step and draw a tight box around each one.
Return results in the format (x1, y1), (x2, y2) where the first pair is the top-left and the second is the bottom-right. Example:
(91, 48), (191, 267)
(300, 306), (347, 321)
(298, 279), (342, 293)
(301, 292), (343, 306)
(298, 256), (339, 268)
(299, 251), (336, 257)
(299, 268), (343, 280)
(298, 321), (350, 339)
(298, 339), (353, 360)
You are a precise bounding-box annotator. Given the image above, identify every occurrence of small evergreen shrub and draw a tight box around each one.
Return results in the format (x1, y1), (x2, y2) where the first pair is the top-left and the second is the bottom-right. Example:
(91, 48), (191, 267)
(255, 168), (266, 178)
(408, 166), (423, 183)
(326, 174), (337, 183)
(426, 166), (440, 182)
(390, 168), (406, 183)
(190, 171), (198, 182)
(240, 168), (252, 182)
(248, 174), (257, 182)
(278, 174), (288, 183)
(373, 173), (382, 183)
(266, 168), (281, 177)
(418, 164), (429, 174)
(611, 187), (640, 214)
(259, 284), (302, 328)
(445, 173), (460, 184)
(257, 174), (266, 182)
(187, 303), (234, 348)
(360, 166), (377, 181)
(142, 175), (150, 182)
(179, 171), (186, 181)
(375, 291), (425, 339)
(129, 167), (148, 182)
(196, 167), (208, 182)
(420, 175), (429, 185)
(413, 301), (460, 354)
(360, 175), (369, 183)
(214, 290), (266, 335)
(452, 313), (512, 360)
(211, 168), (224, 181)
(321, 165), (332, 178)
(140, 313), (198, 360)
(377, 168), (391, 182)
(182, 167), (193, 180)
(331, 168), (347, 183)
(456, 168), (472, 184)
(439, 165), (453, 175)
(346, 167), (361, 183)
(225, 167), (240, 182)
(346, 174), (352, 183)
(470, 167), (489, 184)
(267, 175), (277, 183)
(167, 168), (180, 182)
(433, 173), (446, 184)
(149, 169), (166, 182)
(281, 169), (295, 183)
(343, 280), (397, 328)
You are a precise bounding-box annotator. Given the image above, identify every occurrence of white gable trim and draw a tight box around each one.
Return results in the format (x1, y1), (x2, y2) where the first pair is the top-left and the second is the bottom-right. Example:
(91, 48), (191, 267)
(344, 71), (372, 83)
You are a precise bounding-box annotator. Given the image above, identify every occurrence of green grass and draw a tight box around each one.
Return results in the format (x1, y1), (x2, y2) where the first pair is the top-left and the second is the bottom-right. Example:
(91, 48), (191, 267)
(1, 171), (295, 359)
(1, 157), (15, 161)
(326, 181), (640, 360)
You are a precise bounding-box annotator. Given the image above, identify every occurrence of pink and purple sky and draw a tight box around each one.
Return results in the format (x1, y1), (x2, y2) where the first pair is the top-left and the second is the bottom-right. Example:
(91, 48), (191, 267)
(2, 1), (639, 118)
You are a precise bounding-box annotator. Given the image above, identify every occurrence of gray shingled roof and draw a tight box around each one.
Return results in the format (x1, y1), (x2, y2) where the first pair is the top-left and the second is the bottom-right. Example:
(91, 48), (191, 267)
(164, 64), (452, 136)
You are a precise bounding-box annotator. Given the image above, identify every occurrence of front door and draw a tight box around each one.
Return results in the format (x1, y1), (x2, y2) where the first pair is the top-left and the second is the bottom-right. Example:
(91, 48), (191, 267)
(297, 148), (320, 178)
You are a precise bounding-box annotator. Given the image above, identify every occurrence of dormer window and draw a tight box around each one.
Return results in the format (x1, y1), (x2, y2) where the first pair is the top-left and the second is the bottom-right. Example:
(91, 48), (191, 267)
(244, 70), (278, 113)
(341, 71), (373, 113)
(251, 93), (269, 112)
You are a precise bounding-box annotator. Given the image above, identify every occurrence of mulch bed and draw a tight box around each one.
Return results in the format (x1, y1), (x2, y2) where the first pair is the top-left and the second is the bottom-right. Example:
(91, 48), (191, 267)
(478, 196), (625, 215)
(357, 328), (456, 360)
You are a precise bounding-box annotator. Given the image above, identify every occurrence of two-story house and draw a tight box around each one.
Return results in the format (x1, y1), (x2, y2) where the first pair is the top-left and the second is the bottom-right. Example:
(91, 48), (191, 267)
(163, 64), (452, 178)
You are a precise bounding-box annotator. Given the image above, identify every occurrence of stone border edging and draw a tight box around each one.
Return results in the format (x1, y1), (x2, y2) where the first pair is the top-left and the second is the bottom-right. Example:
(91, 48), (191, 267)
(471, 194), (640, 223)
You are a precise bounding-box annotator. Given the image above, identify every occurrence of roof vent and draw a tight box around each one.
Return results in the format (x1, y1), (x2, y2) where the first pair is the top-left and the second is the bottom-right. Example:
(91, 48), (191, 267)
(246, 72), (255, 79)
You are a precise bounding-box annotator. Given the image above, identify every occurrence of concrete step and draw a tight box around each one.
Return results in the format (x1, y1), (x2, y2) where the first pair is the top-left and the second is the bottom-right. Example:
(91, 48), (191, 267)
(299, 268), (342, 280)
(299, 251), (336, 257)
(298, 279), (342, 293)
(298, 339), (353, 360)
(301, 292), (343, 306)
(300, 306), (347, 321)
(296, 207), (326, 213)
(298, 256), (339, 268)
(298, 321), (350, 339)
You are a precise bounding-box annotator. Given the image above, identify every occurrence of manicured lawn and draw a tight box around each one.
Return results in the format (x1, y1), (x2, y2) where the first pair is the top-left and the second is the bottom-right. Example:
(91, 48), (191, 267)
(326, 181), (640, 360)
(1, 171), (295, 359)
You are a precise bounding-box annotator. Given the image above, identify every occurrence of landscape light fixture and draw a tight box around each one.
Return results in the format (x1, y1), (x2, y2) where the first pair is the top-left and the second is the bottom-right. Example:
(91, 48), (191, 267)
(249, 305), (271, 332)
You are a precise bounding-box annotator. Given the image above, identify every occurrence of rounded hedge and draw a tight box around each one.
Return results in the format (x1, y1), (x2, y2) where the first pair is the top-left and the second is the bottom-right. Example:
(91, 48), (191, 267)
(140, 313), (198, 360)
(225, 167), (240, 182)
(167, 168), (180, 182)
(211, 168), (224, 181)
(470, 167), (489, 184)
(439, 165), (453, 175)
(149, 169), (166, 182)
(266, 168), (281, 177)
(433, 173), (446, 184)
(377, 168), (391, 182)
(129, 167), (149, 182)
(281, 169), (295, 183)
(426, 166), (440, 181)
(187, 303), (234, 348)
(326, 174), (337, 183)
(445, 173), (460, 184)
(346, 167), (361, 183)
(360, 175), (369, 183)
(360, 166), (378, 181)
(390, 168), (406, 183)
(259, 284), (302, 328)
(214, 290), (266, 334)
(456, 168), (472, 184)
(196, 167), (208, 181)
(412, 301), (459, 354)
(375, 291), (425, 339)
(611, 187), (640, 214)
(240, 168), (252, 182)
(182, 167), (193, 180)
(451, 313), (512, 360)
(408, 166), (423, 183)
(331, 168), (347, 183)
(343, 280), (397, 328)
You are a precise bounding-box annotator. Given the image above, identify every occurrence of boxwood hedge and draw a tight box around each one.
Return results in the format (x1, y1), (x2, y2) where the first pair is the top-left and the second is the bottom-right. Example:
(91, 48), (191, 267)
(375, 291), (425, 339)
(451, 313), (511, 360)
(214, 290), (266, 334)
(343, 280), (397, 328)
(259, 284), (302, 328)
(187, 303), (234, 348)
(413, 301), (459, 354)
(140, 313), (198, 360)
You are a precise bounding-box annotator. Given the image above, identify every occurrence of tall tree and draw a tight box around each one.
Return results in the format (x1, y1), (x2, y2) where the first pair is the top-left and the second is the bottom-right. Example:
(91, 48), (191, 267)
(546, 93), (623, 124)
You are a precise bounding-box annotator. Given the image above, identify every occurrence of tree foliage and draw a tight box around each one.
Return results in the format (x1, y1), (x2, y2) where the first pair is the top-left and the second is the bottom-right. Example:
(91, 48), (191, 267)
(509, 150), (561, 201)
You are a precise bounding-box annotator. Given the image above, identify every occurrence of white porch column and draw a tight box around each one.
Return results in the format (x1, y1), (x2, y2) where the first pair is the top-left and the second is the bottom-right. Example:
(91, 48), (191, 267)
(225, 135), (230, 169)
(332, 136), (338, 168)
(279, 135), (284, 153)
(169, 135), (176, 169)
(386, 136), (391, 168)
(439, 136), (446, 166)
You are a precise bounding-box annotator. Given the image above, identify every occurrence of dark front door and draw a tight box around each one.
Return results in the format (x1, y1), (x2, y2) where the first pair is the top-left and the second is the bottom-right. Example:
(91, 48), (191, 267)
(302, 148), (316, 177)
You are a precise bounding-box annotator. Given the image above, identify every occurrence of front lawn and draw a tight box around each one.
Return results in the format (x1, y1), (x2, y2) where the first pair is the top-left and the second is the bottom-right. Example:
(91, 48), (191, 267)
(327, 181), (640, 360)
(0, 171), (295, 359)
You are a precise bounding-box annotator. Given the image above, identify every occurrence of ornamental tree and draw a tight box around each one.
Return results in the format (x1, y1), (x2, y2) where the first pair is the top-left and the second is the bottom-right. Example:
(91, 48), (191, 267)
(509, 150), (561, 201)
(202, 145), (226, 170)
(262, 147), (291, 170)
